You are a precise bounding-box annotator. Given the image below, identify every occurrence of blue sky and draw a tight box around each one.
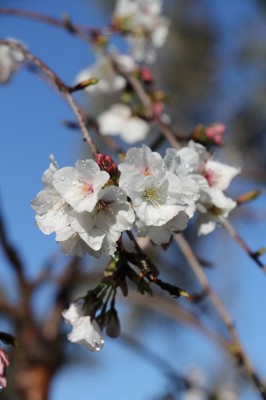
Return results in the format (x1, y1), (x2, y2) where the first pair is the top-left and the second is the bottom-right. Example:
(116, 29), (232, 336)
(0, 1), (266, 399)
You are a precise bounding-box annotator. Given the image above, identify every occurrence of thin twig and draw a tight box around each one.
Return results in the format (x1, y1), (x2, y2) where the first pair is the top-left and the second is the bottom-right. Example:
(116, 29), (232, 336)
(221, 218), (266, 272)
(0, 8), (107, 45)
(0, 39), (98, 158)
(123, 73), (181, 150)
(175, 233), (266, 399)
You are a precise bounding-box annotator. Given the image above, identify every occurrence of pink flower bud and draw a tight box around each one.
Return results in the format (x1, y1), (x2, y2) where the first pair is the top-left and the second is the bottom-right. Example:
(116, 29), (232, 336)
(152, 101), (164, 118)
(96, 154), (118, 177)
(0, 348), (9, 389)
(139, 66), (153, 84)
(204, 123), (225, 145)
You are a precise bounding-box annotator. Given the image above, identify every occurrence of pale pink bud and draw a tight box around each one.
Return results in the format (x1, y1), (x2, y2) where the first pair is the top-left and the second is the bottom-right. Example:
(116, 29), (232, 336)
(205, 123), (225, 145)
(152, 101), (164, 118)
(0, 348), (9, 389)
(139, 66), (153, 84)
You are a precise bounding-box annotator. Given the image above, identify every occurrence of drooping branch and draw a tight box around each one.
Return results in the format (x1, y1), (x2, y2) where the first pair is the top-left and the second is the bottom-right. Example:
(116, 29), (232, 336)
(175, 233), (266, 399)
(0, 204), (27, 293)
(0, 8), (109, 45)
(221, 218), (266, 272)
(0, 39), (99, 158)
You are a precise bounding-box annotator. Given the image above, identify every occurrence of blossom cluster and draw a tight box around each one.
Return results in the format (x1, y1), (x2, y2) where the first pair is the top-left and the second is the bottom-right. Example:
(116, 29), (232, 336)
(112, 0), (170, 63)
(73, 0), (170, 144)
(31, 155), (135, 257)
(32, 142), (240, 257)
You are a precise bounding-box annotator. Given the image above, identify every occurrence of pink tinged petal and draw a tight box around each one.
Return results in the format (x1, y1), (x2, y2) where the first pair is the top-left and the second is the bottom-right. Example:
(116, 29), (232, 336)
(0, 348), (9, 389)
(205, 160), (240, 191)
(53, 163), (109, 213)
(0, 376), (7, 389)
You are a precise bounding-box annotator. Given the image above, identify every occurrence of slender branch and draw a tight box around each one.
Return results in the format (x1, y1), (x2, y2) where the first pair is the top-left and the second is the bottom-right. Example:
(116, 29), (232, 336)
(0, 39), (98, 158)
(0, 8), (107, 45)
(221, 218), (266, 272)
(175, 233), (266, 399)
(125, 290), (229, 355)
(110, 56), (183, 150)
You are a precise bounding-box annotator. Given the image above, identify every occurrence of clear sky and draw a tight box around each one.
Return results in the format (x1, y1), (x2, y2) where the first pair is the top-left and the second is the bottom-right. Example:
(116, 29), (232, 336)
(0, 1), (266, 400)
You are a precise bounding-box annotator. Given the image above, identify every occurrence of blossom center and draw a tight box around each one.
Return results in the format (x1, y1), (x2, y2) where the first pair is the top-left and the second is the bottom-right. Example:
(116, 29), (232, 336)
(204, 169), (216, 186)
(82, 183), (94, 195)
(143, 187), (163, 206)
(141, 167), (151, 176)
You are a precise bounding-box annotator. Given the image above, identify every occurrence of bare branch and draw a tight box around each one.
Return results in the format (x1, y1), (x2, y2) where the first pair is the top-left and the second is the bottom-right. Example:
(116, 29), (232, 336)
(0, 40), (99, 158)
(0, 204), (26, 289)
(221, 218), (266, 272)
(175, 233), (266, 399)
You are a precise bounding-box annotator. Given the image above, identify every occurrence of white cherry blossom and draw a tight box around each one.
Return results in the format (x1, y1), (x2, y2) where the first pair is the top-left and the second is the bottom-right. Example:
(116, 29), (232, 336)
(125, 172), (197, 226)
(53, 159), (109, 213)
(166, 141), (240, 235)
(118, 145), (163, 186)
(62, 299), (104, 352)
(98, 104), (150, 143)
(31, 158), (71, 235)
(197, 188), (237, 235)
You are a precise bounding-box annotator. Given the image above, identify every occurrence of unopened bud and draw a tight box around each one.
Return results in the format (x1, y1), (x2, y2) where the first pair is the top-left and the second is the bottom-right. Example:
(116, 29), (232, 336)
(70, 78), (100, 92)
(236, 189), (261, 205)
(96, 154), (118, 177)
(205, 123), (225, 145)
(106, 309), (121, 338)
(139, 66), (153, 84)
(192, 123), (225, 145)
(0, 348), (10, 389)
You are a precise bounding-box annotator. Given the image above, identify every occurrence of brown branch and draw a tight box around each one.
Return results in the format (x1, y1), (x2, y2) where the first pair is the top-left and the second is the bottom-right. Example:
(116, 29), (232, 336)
(0, 39), (98, 158)
(0, 299), (20, 320)
(110, 56), (183, 150)
(175, 233), (266, 399)
(0, 205), (27, 290)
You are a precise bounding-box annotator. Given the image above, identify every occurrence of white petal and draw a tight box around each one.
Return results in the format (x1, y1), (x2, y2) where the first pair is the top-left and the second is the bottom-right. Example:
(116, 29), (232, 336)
(62, 299), (85, 324)
(67, 316), (104, 352)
